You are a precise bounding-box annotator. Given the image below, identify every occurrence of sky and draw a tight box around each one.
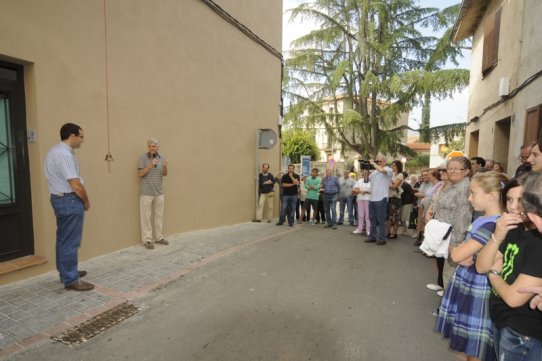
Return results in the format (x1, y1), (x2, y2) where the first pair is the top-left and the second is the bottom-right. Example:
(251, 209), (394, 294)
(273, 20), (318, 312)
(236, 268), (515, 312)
(282, 0), (471, 131)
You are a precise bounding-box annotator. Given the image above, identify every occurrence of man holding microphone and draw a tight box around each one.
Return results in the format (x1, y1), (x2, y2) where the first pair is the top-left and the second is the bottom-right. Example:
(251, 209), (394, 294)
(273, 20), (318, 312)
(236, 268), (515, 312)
(138, 138), (168, 249)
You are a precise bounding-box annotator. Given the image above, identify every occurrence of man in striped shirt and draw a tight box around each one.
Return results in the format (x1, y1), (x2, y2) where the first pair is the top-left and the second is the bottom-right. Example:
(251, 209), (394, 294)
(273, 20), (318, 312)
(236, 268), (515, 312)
(44, 123), (94, 291)
(138, 138), (168, 249)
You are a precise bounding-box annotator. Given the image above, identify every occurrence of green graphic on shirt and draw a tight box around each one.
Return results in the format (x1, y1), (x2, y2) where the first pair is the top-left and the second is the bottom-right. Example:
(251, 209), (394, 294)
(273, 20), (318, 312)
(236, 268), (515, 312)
(501, 243), (520, 281)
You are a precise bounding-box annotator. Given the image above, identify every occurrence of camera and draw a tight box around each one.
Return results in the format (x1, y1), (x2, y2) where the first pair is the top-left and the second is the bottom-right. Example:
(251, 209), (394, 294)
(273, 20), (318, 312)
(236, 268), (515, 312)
(359, 160), (375, 170)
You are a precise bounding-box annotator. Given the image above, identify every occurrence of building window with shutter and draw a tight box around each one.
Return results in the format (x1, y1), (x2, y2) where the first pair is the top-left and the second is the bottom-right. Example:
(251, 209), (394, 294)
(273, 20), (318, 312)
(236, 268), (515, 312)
(524, 105), (542, 145)
(482, 7), (501, 76)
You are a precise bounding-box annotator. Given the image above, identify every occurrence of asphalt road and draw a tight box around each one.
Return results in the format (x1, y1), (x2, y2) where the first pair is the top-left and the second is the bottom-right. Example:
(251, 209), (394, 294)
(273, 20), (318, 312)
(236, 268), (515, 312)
(7, 225), (455, 361)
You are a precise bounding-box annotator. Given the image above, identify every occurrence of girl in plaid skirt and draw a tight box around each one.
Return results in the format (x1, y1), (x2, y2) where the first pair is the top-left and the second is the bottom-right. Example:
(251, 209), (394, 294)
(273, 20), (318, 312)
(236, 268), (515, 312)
(435, 172), (509, 361)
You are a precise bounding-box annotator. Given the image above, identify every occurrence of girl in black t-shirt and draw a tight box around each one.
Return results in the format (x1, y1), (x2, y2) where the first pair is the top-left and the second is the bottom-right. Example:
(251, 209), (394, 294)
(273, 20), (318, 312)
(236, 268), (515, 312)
(476, 174), (542, 361)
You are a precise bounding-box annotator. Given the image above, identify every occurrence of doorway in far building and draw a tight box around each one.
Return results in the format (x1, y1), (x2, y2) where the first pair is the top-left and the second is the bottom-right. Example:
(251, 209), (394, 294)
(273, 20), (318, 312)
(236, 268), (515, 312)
(494, 117), (511, 172)
(0, 60), (34, 262)
(468, 130), (479, 158)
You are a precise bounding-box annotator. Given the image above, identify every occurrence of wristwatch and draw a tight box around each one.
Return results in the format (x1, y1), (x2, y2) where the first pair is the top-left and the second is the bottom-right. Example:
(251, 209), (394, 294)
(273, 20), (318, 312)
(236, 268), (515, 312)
(488, 269), (501, 276)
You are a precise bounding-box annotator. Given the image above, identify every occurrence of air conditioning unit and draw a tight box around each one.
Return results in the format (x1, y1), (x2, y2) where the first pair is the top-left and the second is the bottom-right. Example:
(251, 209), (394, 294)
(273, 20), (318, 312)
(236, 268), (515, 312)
(499, 77), (510, 97)
(258, 129), (277, 149)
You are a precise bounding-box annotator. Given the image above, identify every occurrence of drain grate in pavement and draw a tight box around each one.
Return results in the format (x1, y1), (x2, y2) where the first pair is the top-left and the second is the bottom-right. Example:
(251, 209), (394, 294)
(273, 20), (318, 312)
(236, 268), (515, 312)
(51, 301), (140, 346)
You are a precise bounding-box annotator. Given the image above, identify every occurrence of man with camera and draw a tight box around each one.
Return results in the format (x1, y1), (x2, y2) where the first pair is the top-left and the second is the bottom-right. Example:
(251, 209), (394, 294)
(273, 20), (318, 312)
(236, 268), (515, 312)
(138, 138), (168, 249)
(366, 155), (393, 245)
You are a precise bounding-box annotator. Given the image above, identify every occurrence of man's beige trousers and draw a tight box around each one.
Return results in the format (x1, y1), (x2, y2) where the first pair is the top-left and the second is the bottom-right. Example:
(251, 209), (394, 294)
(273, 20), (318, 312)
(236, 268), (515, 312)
(256, 193), (274, 221)
(140, 194), (164, 243)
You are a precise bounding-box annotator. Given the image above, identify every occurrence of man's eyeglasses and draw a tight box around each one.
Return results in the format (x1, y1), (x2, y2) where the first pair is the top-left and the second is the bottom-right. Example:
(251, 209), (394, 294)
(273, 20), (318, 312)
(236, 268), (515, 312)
(447, 168), (466, 172)
(517, 156), (529, 161)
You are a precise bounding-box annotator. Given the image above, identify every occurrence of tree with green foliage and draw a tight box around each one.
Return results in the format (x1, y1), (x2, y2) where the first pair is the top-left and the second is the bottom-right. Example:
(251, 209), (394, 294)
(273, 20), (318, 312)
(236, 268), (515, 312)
(283, 0), (470, 159)
(439, 137), (465, 157)
(406, 154), (430, 172)
(281, 129), (320, 163)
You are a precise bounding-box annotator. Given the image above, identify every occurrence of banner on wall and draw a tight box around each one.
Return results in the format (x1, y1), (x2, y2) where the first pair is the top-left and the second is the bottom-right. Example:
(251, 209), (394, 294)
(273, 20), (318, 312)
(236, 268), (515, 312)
(301, 155), (311, 176)
(281, 156), (291, 172)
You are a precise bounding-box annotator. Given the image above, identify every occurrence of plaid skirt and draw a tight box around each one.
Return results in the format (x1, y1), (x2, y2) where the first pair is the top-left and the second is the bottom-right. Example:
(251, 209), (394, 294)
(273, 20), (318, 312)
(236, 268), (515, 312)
(435, 264), (496, 361)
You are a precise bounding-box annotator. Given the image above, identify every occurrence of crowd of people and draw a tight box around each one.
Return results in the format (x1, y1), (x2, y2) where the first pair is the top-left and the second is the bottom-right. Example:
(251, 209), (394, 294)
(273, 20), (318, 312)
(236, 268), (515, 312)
(256, 142), (542, 360)
(42, 120), (542, 360)
(257, 155), (438, 243)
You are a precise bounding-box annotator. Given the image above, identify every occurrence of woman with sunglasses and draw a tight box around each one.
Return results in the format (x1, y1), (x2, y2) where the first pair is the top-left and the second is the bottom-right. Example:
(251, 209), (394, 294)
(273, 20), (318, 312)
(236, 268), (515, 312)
(476, 173), (542, 360)
(415, 168), (444, 244)
(386, 160), (404, 239)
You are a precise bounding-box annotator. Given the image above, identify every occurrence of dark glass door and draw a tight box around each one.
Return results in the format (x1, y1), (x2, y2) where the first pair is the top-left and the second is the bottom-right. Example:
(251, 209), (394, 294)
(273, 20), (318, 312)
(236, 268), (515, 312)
(0, 61), (34, 261)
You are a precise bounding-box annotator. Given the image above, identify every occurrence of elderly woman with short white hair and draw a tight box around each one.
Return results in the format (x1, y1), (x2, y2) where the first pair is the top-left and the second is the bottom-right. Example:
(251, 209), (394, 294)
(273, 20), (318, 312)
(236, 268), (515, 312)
(425, 157), (473, 293)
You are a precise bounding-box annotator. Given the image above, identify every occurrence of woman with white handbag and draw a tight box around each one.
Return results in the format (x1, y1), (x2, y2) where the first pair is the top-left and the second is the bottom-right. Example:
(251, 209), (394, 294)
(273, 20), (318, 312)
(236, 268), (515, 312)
(424, 157), (473, 295)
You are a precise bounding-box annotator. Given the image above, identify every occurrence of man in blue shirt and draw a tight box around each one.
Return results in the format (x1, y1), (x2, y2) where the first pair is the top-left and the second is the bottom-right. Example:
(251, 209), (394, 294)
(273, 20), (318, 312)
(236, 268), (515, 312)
(338, 170), (356, 225)
(366, 155), (393, 245)
(322, 168), (341, 229)
(44, 123), (93, 291)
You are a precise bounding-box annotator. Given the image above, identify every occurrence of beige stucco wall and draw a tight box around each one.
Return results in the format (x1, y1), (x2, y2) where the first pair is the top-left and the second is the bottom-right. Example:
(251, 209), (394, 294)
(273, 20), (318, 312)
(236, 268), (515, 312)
(513, 0), (542, 161)
(0, 0), (282, 284)
(465, 0), (542, 175)
(465, 0), (523, 163)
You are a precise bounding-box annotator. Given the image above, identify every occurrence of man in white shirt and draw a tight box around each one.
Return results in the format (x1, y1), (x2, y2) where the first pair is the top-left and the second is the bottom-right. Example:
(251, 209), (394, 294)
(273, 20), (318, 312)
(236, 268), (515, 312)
(366, 155), (393, 245)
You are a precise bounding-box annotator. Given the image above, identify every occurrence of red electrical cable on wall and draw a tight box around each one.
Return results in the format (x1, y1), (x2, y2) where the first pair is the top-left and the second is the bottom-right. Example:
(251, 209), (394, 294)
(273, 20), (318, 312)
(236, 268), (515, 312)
(103, 0), (114, 168)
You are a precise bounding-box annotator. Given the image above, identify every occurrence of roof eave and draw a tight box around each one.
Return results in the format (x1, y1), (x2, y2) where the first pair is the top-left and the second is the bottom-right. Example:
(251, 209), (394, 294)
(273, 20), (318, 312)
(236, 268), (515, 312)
(451, 0), (488, 43)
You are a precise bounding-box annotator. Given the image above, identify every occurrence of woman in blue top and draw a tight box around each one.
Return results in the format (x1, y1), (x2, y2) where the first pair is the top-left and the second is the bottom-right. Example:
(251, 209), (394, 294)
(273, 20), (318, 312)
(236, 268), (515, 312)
(435, 171), (509, 361)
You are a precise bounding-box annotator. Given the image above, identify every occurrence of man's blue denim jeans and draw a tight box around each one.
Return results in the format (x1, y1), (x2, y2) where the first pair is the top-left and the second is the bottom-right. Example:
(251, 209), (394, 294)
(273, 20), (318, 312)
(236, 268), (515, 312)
(279, 194), (298, 225)
(51, 193), (84, 286)
(324, 193), (338, 226)
(494, 326), (542, 361)
(369, 198), (388, 241)
(338, 196), (354, 224)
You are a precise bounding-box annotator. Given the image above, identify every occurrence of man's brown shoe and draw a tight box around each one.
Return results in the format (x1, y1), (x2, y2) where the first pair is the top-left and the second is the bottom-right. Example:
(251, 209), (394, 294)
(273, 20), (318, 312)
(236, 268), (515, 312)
(156, 239), (169, 245)
(65, 280), (94, 291)
(78, 270), (87, 278)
